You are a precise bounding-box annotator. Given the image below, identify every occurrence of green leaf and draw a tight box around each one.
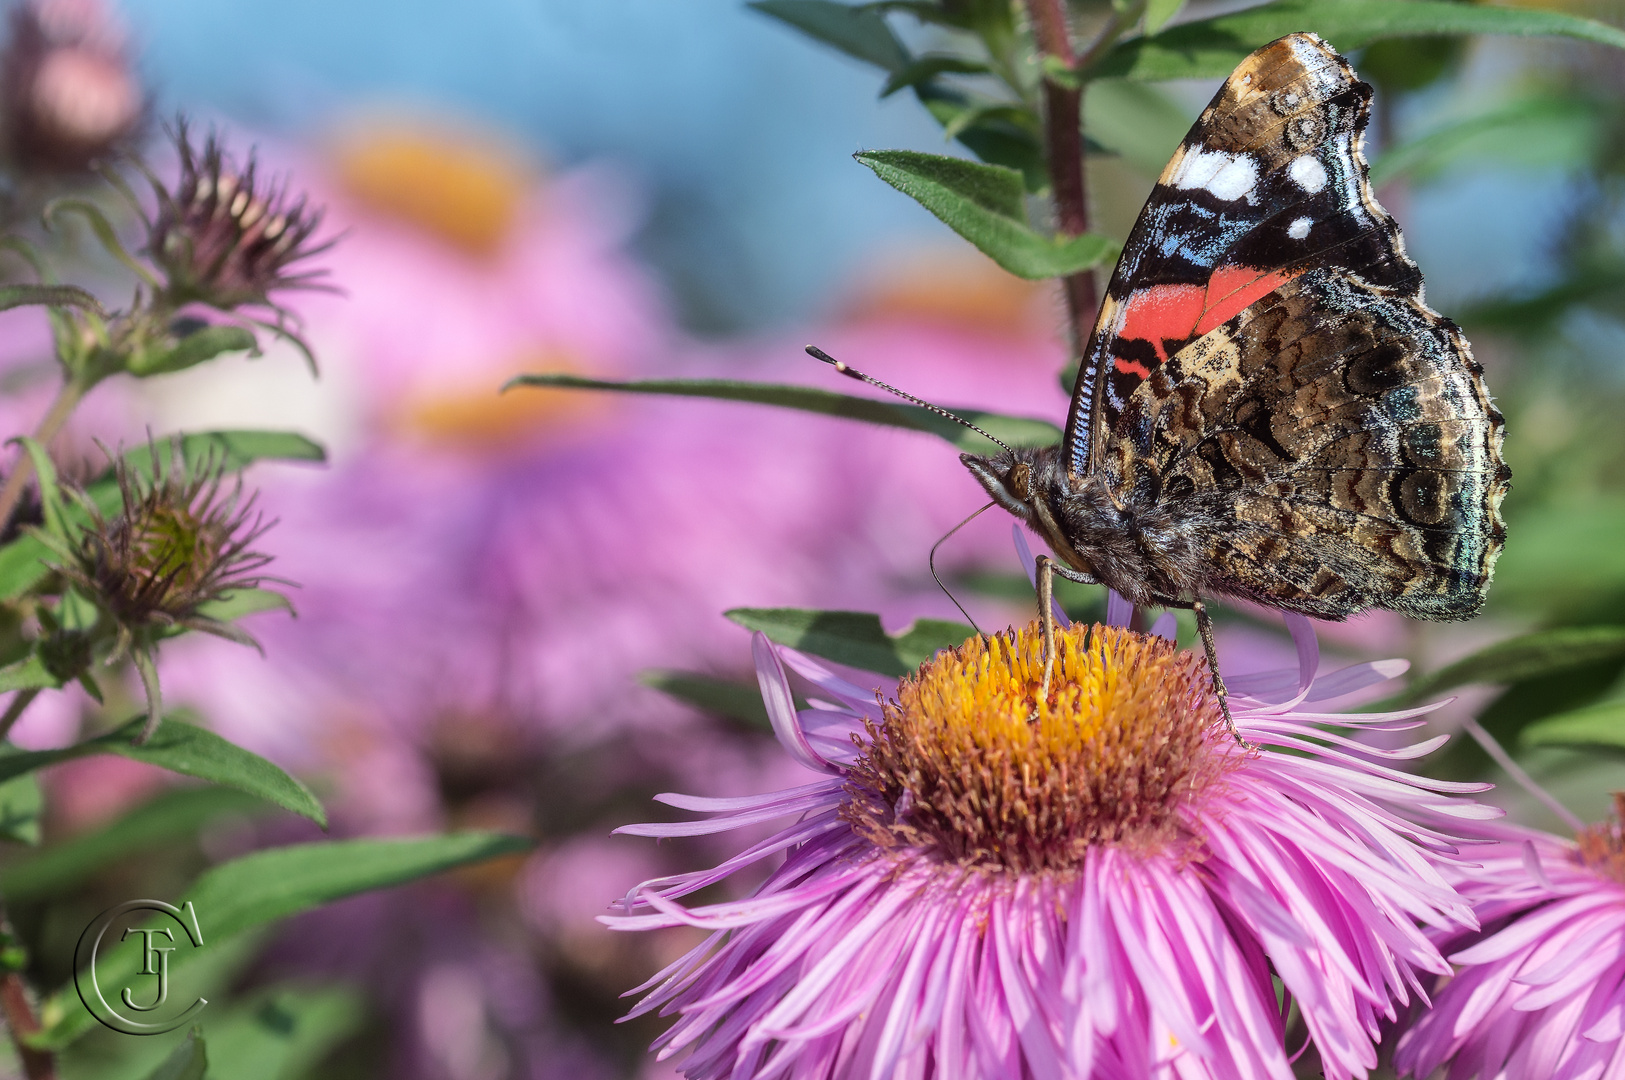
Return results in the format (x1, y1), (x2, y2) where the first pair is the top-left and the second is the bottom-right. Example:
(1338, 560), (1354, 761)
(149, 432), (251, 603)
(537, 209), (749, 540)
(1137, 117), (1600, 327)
(1487, 501), (1625, 615)
(141, 1027), (207, 1080)
(203, 983), (364, 1080)
(1521, 699), (1625, 752)
(190, 832), (531, 941)
(1084, 78), (1196, 178)
(1144, 0), (1186, 35)
(913, 87), (1049, 190)
(505, 372), (1060, 454)
(1092, 0), (1625, 82)
(128, 324), (259, 378)
(1371, 94), (1606, 187)
(0, 717), (326, 828)
(641, 670), (772, 731)
(1399, 626), (1625, 704)
(0, 652), (63, 693)
(0, 747), (42, 845)
(15, 437), (68, 539)
(855, 150), (1119, 279)
(749, 0), (911, 71)
(0, 283), (104, 315)
(0, 429), (324, 604)
(42, 197), (162, 290)
(34, 832), (531, 1050)
(881, 54), (992, 97)
(1, 787), (265, 901)
(727, 607), (973, 678)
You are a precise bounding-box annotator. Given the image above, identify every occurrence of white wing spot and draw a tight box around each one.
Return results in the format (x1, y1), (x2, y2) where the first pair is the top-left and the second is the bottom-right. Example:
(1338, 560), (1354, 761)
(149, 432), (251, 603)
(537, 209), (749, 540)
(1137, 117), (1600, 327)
(1289, 155), (1327, 194)
(1169, 146), (1258, 202)
(1288, 216), (1312, 240)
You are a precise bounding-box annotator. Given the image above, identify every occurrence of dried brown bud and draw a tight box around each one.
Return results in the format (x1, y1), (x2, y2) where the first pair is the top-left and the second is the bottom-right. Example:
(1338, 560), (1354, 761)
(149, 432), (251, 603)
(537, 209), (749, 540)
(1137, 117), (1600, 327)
(149, 123), (331, 310)
(1, 0), (141, 172)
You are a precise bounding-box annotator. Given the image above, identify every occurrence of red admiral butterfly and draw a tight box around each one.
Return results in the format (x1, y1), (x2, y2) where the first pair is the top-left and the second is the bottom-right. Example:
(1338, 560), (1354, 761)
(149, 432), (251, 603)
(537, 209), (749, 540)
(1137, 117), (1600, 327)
(827, 33), (1509, 732)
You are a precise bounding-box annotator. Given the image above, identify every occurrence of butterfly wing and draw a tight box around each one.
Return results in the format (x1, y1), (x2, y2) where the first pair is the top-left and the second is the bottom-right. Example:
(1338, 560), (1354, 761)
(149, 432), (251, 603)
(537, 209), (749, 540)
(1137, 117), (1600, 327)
(1102, 266), (1508, 619)
(1062, 32), (1415, 477)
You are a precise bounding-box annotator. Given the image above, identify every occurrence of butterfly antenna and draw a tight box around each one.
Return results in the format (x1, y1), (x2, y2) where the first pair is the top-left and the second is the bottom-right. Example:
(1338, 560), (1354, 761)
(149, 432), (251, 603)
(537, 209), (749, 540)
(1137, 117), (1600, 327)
(930, 500), (998, 636)
(807, 345), (1016, 456)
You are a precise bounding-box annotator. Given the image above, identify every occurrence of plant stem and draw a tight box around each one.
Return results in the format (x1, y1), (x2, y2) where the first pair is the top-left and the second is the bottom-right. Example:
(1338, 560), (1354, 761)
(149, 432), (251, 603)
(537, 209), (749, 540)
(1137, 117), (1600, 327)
(0, 905), (53, 1080)
(0, 690), (39, 744)
(1023, 0), (1097, 360)
(0, 376), (87, 538)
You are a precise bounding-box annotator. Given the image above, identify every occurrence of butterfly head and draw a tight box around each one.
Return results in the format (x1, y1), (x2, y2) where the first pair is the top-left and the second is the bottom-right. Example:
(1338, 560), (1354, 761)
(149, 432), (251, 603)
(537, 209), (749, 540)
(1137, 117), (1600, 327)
(960, 446), (1059, 526)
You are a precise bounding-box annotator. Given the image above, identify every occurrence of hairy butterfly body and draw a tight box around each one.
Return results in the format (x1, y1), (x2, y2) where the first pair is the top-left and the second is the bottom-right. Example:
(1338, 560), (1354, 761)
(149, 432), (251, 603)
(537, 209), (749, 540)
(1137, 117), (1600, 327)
(963, 32), (1509, 631)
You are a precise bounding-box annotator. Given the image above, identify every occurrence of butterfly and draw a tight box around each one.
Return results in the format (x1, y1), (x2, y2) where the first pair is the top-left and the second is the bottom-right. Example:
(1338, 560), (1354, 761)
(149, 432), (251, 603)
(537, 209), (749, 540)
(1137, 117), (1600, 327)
(949, 32), (1510, 725)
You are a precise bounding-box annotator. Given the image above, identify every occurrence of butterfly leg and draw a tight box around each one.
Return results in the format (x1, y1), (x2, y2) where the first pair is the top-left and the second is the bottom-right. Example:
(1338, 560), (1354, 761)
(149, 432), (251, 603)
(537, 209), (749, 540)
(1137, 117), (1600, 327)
(1191, 598), (1247, 747)
(1035, 554), (1058, 708)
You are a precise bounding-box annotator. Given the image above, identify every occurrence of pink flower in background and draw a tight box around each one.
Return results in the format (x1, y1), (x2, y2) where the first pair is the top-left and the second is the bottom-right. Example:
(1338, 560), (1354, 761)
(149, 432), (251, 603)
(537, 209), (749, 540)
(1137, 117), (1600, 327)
(1394, 805), (1625, 1080)
(607, 616), (1495, 1080)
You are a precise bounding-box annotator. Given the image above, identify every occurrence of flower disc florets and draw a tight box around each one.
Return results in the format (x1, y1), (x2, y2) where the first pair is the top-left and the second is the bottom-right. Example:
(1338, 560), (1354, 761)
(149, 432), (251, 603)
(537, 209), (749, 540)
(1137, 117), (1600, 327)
(149, 123), (329, 310)
(846, 623), (1234, 872)
(1577, 791), (1625, 884)
(65, 445), (274, 641)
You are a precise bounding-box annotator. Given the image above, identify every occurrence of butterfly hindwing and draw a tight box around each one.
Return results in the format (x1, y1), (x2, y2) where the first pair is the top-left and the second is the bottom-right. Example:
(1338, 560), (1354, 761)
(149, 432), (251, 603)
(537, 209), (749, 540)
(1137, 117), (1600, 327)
(1063, 33), (1421, 477)
(1102, 267), (1508, 619)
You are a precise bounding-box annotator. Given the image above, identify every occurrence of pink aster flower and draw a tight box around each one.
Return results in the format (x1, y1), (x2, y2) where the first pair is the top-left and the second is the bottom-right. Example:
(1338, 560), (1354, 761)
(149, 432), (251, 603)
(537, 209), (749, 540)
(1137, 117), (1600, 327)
(605, 615), (1498, 1080)
(1394, 800), (1625, 1080)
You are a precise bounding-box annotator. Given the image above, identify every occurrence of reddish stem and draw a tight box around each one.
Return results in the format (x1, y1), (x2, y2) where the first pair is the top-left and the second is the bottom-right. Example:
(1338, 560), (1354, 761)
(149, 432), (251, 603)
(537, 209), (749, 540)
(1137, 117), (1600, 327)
(0, 969), (54, 1080)
(1024, 0), (1098, 358)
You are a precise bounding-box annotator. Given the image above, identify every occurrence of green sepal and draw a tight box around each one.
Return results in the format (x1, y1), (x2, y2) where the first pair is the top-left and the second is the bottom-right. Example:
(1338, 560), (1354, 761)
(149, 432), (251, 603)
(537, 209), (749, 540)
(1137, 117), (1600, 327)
(856, 150), (1118, 279)
(1091, 0), (1625, 82)
(727, 607), (974, 678)
(32, 832), (533, 1049)
(190, 588), (295, 624)
(641, 669), (774, 732)
(1521, 699), (1625, 752)
(140, 1026), (208, 1080)
(42, 197), (163, 289)
(749, 0), (911, 71)
(1398, 626), (1625, 705)
(0, 283), (104, 315)
(0, 714), (327, 828)
(128, 323), (259, 377)
(505, 372), (1059, 454)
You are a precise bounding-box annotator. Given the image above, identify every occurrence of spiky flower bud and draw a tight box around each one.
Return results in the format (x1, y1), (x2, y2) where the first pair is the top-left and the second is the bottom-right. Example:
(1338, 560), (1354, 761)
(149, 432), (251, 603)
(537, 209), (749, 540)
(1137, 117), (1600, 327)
(148, 123), (330, 310)
(0, 0), (141, 173)
(63, 442), (276, 645)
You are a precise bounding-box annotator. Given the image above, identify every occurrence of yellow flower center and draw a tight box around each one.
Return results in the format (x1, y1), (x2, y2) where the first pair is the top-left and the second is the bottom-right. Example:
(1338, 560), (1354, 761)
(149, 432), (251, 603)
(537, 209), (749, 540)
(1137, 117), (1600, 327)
(843, 622), (1235, 874)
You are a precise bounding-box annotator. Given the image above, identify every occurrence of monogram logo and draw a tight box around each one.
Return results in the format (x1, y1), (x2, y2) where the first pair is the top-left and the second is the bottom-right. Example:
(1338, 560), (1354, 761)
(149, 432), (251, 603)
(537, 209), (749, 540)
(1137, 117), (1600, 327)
(73, 899), (207, 1035)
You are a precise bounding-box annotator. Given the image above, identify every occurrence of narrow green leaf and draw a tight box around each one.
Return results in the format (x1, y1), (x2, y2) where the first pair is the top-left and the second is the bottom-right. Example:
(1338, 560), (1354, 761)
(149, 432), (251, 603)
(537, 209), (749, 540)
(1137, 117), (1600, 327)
(0, 717), (326, 828)
(0, 284), (103, 315)
(505, 373), (1060, 454)
(1144, 0), (1186, 35)
(641, 670), (772, 731)
(727, 607), (973, 678)
(1092, 0), (1625, 82)
(0, 747), (42, 845)
(856, 150), (1119, 279)
(191, 588), (295, 623)
(203, 983), (364, 1080)
(1400, 626), (1625, 704)
(1521, 699), (1625, 752)
(128, 324), (259, 377)
(881, 54), (991, 97)
(35, 833), (529, 1050)
(140, 1027), (207, 1080)
(15, 437), (68, 539)
(914, 84), (1049, 190)
(1485, 501), (1625, 614)
(749, 0), (911, 71)
(2, 787), (265, 901)
(189, 832), (532, 941)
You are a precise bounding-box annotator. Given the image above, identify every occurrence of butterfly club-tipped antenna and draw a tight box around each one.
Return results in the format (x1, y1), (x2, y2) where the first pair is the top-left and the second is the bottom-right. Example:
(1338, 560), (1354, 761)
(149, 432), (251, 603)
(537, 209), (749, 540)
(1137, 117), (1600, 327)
(806, 345), (1016, 456)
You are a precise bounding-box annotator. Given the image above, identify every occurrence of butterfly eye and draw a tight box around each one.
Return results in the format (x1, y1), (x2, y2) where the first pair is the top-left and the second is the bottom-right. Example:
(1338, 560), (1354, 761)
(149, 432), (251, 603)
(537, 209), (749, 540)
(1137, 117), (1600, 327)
(1009, 463), (1032, 501)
